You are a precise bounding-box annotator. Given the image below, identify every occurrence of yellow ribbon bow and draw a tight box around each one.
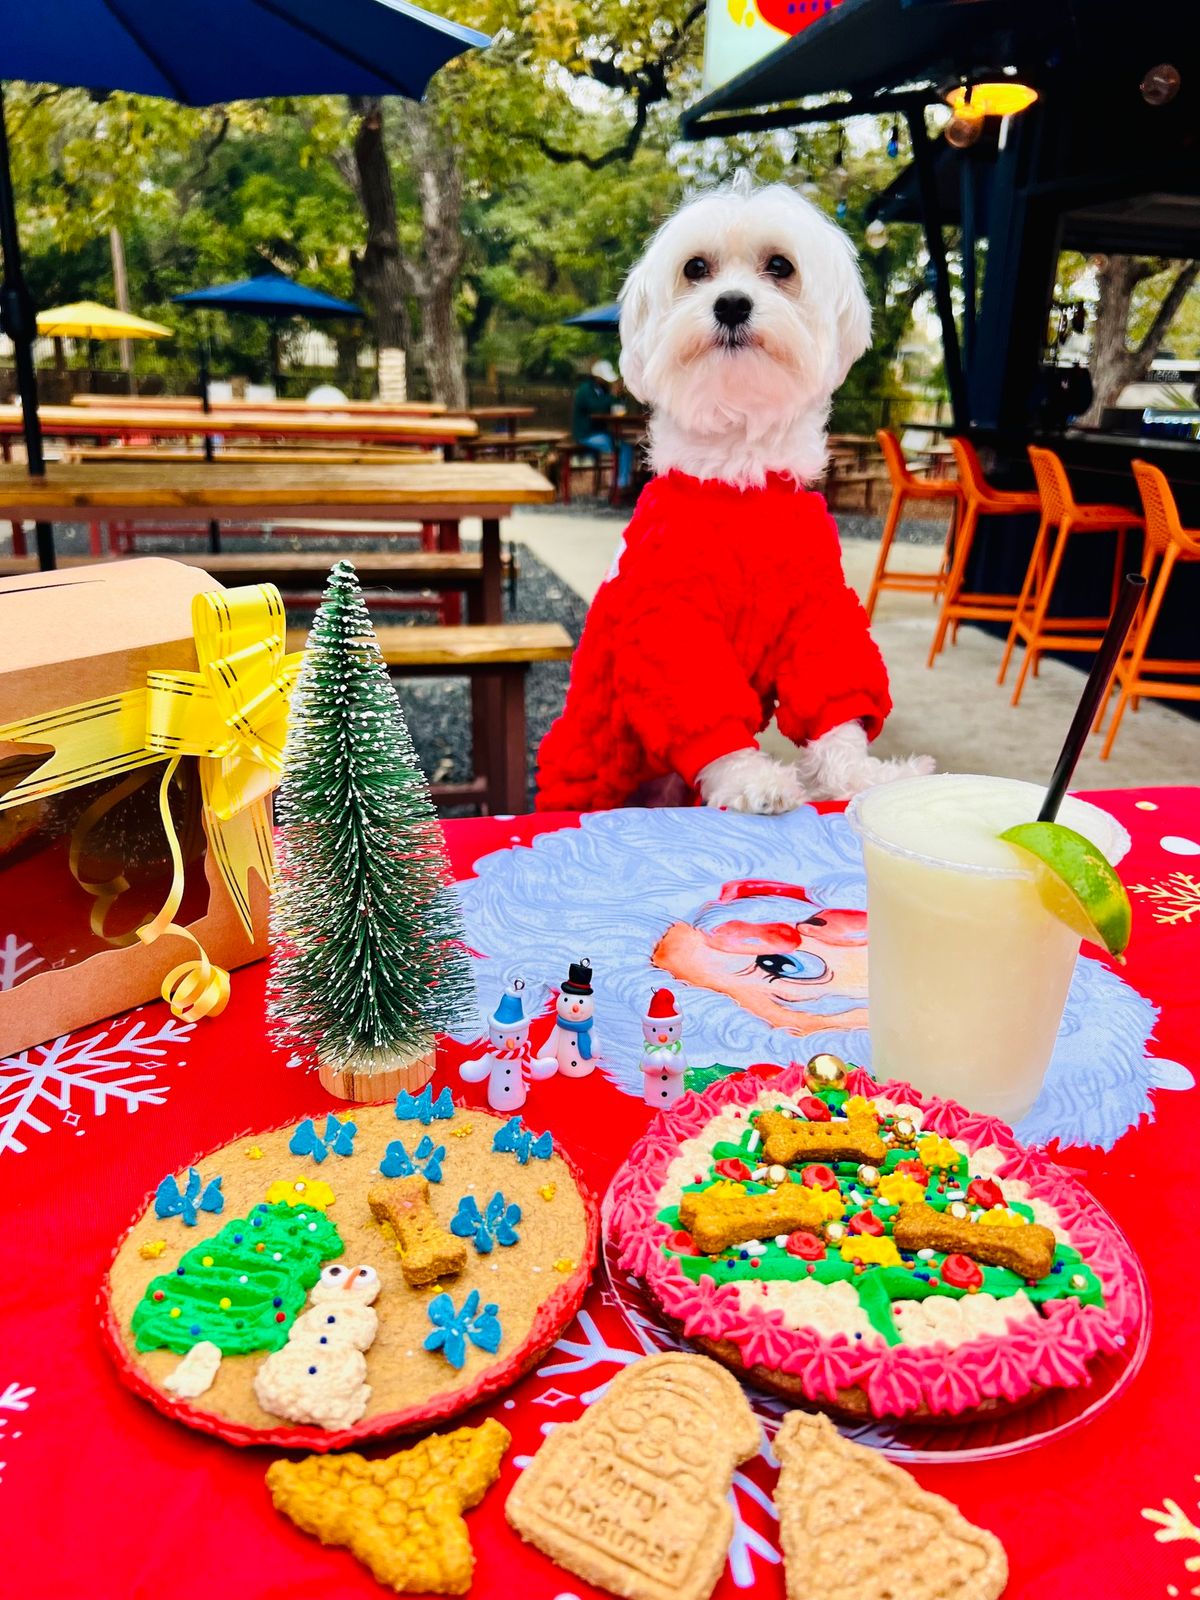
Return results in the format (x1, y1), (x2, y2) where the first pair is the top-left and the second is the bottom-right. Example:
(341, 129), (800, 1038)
(0, 584), (302, 1022)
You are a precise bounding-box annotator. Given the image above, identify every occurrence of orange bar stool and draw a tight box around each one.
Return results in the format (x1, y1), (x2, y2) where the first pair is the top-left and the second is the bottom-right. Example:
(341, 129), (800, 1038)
(998, 445), (1143, 705)
(927, 437), (1041, 667)
(864, 429), (962, 620)
(1097, 459), (1200, 759)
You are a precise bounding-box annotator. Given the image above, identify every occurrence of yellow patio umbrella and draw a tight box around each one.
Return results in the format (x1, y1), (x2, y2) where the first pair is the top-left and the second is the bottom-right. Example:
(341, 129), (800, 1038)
(35, 301), (171, 339)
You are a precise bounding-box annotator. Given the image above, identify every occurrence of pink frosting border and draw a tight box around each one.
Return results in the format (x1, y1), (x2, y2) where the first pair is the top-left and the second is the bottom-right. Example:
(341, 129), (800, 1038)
(609, 1065), (1143, 1419)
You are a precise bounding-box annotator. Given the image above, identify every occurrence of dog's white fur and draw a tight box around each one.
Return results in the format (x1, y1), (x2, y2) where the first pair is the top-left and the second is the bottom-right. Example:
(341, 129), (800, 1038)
(618, 178), (933, 812)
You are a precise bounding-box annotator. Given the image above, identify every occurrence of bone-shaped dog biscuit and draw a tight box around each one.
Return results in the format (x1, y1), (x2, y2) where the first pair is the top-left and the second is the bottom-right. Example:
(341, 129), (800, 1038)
(892, 1200), (1056, 1281)
(368, 1176), (467, 1287)
(754, 1107), (887, 1169)
(678, 1179), (843, 1256)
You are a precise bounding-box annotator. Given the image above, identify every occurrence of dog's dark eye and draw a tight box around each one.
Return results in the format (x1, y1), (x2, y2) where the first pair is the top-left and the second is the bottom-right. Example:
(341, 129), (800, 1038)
(764, 254), (795, 280)
(683, 257), (710, 282)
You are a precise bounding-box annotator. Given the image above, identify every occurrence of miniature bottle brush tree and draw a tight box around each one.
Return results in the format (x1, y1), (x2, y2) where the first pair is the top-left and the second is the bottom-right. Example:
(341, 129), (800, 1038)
(269, 560), (475, 1100)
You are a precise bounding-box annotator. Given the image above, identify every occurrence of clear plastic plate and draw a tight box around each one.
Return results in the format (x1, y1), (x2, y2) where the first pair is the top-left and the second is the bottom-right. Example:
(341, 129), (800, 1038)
(600, 1178), (1151, 1464)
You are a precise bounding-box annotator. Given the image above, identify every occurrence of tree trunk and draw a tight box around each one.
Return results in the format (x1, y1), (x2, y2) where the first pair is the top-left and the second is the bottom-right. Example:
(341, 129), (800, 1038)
(419, 280), (468, 410)
(348, 97), (408, 355)
(1079, 256), (1200, 425)
(402, 103), (469, 409)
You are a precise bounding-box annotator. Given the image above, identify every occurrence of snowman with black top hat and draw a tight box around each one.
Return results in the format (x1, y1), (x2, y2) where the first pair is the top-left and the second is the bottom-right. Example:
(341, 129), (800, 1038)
(546, 959), (601, 1078)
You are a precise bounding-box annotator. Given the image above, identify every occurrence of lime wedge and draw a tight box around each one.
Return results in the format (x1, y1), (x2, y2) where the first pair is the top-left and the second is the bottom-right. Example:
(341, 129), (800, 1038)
(999, 821), (1131, 960)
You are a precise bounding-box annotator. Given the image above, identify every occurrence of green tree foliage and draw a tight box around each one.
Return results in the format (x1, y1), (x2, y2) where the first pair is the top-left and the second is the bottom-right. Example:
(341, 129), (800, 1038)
(268, 561), (475, 1070)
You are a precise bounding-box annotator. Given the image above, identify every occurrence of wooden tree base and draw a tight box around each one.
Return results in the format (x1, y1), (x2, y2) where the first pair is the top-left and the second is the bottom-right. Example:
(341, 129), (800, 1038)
(317, 1040), (437, 1104)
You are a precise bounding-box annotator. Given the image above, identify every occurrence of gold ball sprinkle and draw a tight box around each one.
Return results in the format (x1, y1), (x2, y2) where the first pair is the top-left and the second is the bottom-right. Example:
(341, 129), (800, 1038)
(805, 1053), (848, 1092)
(948, 1201), (969, 1220)
(823, 1220), (848, 1245)
(893, 1118), (918, 1144)
(856, 1164), (881, 1189)
(1069, 1272), (1088, 1291)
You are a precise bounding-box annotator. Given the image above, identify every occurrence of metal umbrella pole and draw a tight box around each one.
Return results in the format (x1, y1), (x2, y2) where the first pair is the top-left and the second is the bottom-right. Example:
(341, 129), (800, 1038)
(198, 314), (221, 554)
(0, 85), (56, 570)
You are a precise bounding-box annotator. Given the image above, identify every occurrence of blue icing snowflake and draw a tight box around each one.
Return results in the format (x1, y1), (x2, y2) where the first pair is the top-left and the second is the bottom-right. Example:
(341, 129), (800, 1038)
(380, 1133), (445, 1182)
(424, 1288), (502, 1369)
(492, 1117), (552, 1165)
(395, 1085), (455, 1125)
(455, 805), (1169, 1151)
(451, 1192), (521, 1253)
(289, 1115), (357, 1164)
(154, 1167), (224, 1226)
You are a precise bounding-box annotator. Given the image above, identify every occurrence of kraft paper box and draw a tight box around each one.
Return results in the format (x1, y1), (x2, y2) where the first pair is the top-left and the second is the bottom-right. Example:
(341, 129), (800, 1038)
(0, 558), (273, 1057)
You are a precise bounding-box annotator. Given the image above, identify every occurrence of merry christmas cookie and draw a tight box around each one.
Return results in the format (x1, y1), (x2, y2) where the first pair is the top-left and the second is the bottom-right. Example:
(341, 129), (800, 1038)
(774, 1412), (1007, 1599)
(608, 1059), (1142, 1422)
(101, 1097), (597, 1449)
(268, 1418), (511, 1594)
(506, 1353), (760, 1600)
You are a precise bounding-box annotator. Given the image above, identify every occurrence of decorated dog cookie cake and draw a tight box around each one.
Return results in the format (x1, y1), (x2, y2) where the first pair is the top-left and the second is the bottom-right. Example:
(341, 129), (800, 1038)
(102, 1090), (597, 1448)
(609, 1056), (1142, 1421)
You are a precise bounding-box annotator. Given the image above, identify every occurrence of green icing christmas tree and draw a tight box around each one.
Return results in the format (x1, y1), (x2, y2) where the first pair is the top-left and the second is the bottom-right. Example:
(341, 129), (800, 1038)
(133, 1201), (344, 1356)
(268, 560), (475, 1075)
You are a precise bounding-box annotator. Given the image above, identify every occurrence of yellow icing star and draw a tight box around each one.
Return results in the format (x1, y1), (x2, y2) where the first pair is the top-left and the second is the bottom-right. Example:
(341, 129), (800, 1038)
(266, 1177), (336, 1212)
(553, 1259), (575, 1274)
(247, 1146), (264, 1160)
(799, 1184), (846, 1222)
(839, 1236), (902, 1269)
(916, 1134), (961, 1172)
(538, 1183), (557, 1202)
(877, 1173), (925, 1208)
(842, 1095), (878, 1121)
(139, 1239), (168, 1261)
(977, 1207), (1026, 1228)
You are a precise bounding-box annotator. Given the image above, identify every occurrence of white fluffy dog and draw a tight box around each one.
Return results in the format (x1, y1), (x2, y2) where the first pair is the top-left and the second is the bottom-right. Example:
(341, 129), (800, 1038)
(536, 177), (932, 815)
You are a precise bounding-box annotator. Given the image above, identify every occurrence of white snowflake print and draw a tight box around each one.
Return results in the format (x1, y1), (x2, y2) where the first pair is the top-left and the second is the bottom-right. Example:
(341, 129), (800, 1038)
(0, 935), (42, 993)
(0, 1014), (194, 1157)
(0, 1381), (35, 1488)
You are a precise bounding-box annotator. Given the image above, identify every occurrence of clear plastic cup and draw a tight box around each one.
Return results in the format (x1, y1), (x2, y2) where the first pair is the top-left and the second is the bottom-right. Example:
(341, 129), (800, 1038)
(846, 773), (1130, 1124)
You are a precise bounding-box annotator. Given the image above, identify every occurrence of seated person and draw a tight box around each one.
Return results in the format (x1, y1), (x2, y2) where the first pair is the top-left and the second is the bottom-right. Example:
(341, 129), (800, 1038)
(571, 359), (634, 489)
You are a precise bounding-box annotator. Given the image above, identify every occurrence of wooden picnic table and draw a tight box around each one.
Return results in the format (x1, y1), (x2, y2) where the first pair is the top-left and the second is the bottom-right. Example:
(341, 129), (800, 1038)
(65, 446), (441, 466)
(0, 460), (552, 623)
(0, 404), (475, 449)
(461, 429), (567, 461)
(68, 393), (449, 416)
(465, 405), (537, 435)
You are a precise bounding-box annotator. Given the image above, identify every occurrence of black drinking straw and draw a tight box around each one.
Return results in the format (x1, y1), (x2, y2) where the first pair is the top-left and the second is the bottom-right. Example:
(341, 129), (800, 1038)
(1038, 572), (1147, 822)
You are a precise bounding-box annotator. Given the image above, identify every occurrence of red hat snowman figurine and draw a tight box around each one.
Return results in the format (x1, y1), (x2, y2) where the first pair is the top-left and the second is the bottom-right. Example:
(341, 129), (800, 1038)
(640, 987), (688, 1109)
(547, 959), (600, 1078)
(460, 977), (558, 1113)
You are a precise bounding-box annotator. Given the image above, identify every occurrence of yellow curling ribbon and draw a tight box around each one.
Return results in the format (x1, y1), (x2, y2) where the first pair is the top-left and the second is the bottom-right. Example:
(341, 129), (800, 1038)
(0, 584), (303, 1021)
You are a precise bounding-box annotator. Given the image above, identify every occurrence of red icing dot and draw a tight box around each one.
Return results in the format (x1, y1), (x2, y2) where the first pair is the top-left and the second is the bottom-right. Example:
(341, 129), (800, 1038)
(894, 1159), (929, 1183)
(796, 1095), (832, 1122)
(848, 1209), (885, 1236)
(942, 1253), (984, 1290)
(152, 1290), (165, 1302)
(666, 1229), (698, 1256)
(714, 1158), (752, 1181)
(749, 1258), (760, 1269)
(785, 1230), (825, 1260)
(967, 1178), (1005, 1210)
(275, 1311), (287, 1322)
(800, 1164), (839, 1192)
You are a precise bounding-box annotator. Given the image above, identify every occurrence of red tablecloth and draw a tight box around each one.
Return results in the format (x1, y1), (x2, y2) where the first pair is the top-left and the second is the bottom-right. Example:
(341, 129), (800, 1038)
(3, 791), (1199, 1600)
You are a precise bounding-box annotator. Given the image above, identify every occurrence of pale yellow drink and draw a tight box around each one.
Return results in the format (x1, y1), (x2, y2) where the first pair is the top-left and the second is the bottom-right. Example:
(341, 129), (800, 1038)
(846, 774), (1130, 1124)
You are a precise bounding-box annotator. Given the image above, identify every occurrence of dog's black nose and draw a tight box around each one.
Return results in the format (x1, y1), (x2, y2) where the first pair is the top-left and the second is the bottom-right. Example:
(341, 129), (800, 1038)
(713, 292), (752, 329)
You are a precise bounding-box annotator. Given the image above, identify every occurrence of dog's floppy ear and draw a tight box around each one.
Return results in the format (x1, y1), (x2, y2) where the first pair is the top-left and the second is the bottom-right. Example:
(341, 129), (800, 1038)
(831, 240), (873, 385)
(618, 254), (654, 402)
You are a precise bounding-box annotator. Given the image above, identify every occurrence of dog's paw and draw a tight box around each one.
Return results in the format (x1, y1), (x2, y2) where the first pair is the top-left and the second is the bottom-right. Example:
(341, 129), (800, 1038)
(857, 751), (937, 789)
(697, 749), (810, 814)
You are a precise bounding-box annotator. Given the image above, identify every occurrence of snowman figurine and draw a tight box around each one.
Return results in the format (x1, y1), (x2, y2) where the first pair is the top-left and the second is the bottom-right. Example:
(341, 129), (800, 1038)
(547, 959), (600, 1078)
(460, 978), (557, 1113)
(640, 988), (688, 1109)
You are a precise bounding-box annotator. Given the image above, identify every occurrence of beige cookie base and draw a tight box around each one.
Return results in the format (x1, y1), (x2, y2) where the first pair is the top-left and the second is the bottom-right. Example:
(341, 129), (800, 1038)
(680, 1329), (1044, 1426)
(101, 1101), (597, 1450)
(317, 1041), (437, 1103)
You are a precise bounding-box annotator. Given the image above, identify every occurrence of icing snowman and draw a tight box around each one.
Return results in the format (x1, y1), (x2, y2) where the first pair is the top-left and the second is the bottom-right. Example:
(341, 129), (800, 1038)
(460, 978), (557, 1113)
(640, 988), (688, 1109)
(547, 960), (599, 1078)
(254, 1262), (382, 1430)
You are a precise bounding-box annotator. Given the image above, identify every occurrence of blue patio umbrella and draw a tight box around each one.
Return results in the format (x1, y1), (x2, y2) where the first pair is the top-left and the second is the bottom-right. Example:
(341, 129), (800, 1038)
(0, 0), (490, 568)
(563, 303), (621, 332)
(174, 274), (364, 320)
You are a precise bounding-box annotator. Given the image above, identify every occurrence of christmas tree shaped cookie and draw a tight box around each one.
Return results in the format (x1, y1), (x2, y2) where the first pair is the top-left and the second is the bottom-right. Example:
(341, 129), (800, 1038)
(267, 1418), (511, 1594)
(132, 1201), (343, 1358)
(773, 1412), (1008, 1599)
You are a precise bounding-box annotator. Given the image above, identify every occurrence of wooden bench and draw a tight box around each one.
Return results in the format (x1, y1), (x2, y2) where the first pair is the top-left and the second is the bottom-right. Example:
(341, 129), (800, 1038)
(284, 622), (574, 815)
(65, 447), (442, 466)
